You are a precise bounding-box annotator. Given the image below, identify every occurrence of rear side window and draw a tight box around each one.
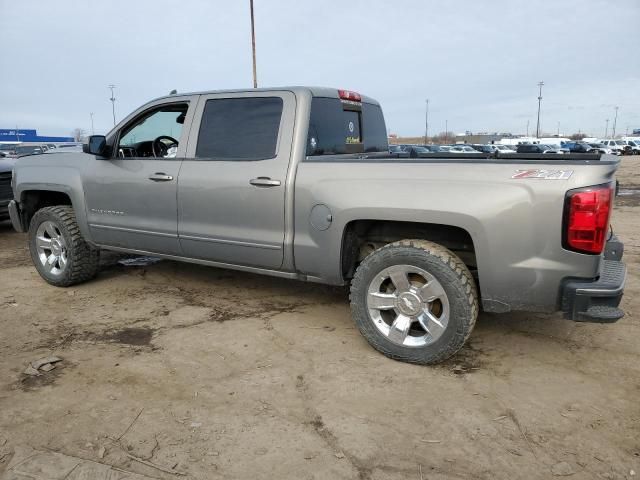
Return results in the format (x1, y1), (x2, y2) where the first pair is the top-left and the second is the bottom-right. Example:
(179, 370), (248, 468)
(306, 97), (388, 156)
(196, 97), (283, 160)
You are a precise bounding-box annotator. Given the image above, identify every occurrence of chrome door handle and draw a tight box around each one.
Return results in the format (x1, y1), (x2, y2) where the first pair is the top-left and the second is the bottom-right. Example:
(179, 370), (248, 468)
(148, 173), (174, 182)
(249, 177), (281, 187)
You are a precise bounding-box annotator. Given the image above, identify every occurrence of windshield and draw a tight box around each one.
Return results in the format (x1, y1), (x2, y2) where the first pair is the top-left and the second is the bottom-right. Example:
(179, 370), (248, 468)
(615, 140), (625, 145)
(412, 146), (429, 153)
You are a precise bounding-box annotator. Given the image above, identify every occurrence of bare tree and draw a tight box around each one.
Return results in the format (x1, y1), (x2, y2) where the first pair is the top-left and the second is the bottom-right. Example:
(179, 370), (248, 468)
(569, 133), (586, 141)
(71, 128), (86, 142)
(431, 132), (451, 144)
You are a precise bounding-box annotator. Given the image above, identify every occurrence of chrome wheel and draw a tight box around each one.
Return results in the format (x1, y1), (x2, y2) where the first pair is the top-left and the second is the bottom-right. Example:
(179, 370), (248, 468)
(35, 220), (68, 276)
(367, 264), (449, 347)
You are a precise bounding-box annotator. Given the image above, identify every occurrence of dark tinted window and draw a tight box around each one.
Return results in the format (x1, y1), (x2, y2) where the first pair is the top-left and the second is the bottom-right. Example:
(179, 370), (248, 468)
(196, 97), (283, 160)
(306, 97), (388, 156)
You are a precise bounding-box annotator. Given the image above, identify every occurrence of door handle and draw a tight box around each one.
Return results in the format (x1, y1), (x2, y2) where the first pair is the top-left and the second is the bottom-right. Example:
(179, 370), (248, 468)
(249, 177), (281, 187)
(148, 173), (174, 182)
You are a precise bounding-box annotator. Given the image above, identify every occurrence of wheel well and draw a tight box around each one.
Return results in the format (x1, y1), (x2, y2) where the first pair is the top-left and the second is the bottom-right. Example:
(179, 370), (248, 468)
(341, 220), (477, 280)
(19, 190), (72, 229)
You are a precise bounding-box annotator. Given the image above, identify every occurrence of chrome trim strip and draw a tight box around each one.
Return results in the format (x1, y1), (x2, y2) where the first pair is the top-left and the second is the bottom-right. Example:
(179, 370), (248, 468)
(89, 223), (177, 238)
(179, 234), (281, 250)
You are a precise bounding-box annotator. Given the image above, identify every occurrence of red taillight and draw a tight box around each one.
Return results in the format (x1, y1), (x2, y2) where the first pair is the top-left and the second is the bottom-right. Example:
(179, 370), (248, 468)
(564, 185), (612, 254)
(338, 89), (362, 102)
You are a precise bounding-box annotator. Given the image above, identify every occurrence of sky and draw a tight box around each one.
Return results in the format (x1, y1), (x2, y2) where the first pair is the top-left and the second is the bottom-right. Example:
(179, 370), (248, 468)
(1, 0), (639, 138)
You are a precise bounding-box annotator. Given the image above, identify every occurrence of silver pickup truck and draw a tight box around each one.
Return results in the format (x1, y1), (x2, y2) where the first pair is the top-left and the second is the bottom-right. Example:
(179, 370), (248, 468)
(8, 86), (626, 364)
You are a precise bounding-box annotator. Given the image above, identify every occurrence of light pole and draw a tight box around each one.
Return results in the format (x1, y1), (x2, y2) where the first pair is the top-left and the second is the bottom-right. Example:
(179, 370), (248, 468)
(424, 99), (429, 144)
(249, 0), (258, 88)
(605, 118), (609, 138)
(557, 121), (560, 137)
(445, 119), (448, 143)
(526, 119), (530, 137)
(535, 81), (544, 138)
(612, 106), (619, 138)
(90, 112), (95, 135)
(108, 85), (116, 126)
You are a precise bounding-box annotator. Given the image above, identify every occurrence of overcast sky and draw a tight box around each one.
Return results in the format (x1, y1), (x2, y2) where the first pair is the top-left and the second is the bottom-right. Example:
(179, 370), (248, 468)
(1, 0), (639, 138)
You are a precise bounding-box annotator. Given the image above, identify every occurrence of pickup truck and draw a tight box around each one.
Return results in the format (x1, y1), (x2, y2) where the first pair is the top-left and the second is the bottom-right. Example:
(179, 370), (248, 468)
(8, 86), (627, 365)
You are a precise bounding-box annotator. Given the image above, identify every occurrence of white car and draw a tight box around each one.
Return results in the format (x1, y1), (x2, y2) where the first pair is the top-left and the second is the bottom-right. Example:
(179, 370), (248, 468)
(449, 145), (478, 154)
(588, 143), (613, 154)
(622, 140), (640, 154)
(494, 145), (517, 153)
(599, 139), (626, 155)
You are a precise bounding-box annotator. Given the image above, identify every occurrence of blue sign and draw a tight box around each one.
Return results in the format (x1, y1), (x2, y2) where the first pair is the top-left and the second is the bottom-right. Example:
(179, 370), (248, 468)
(0, 128), (73, 143)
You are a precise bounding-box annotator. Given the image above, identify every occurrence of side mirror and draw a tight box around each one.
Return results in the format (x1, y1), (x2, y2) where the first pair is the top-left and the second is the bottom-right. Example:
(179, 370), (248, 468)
(83, 135), (107, 156)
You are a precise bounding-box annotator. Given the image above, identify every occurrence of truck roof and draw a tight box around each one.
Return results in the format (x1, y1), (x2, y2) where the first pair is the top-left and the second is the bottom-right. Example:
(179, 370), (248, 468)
(150, 86), (381, 106)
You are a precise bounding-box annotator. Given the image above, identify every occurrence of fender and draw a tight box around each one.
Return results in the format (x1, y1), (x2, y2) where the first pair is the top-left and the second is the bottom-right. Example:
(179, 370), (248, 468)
(14, 161), (94, 244)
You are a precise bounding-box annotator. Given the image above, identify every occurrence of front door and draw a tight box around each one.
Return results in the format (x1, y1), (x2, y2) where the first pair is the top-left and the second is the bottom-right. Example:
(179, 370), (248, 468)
(178, 91), (295, 269)
(84, 98), (195, 255)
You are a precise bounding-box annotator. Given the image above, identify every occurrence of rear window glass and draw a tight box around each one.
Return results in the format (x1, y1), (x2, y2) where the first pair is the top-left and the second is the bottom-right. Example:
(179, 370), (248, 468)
(196, 97), (283, 160)
(306, 97), (388, 156)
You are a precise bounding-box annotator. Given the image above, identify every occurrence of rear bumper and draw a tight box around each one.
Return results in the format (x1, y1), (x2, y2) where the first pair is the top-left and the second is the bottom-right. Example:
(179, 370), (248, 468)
(8, 200), (24, 232)
(561, 237), (626, 323)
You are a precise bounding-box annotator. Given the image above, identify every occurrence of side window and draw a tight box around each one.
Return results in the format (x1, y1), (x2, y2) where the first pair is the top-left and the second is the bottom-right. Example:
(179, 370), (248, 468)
(195, 97), (283, 160)
(118, 103), (188, 158)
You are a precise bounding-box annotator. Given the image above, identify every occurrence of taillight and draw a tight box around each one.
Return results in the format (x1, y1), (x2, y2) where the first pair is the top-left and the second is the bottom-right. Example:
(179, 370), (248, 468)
(338, 89), (362, 102)
(563, 184), (613, 254)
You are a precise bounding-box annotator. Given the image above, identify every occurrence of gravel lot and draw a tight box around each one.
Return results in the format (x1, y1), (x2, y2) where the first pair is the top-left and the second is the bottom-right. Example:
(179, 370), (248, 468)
(1, 158), (639, 480)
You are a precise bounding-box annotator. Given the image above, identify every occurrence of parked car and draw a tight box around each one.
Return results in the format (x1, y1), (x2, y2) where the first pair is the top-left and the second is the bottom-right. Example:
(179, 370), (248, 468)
(405, 145), (431, 157)
(588, 143), (612, 154)
(0, 156), (15, 221)
(599, 140), (626, 155)
(8, 86), (627, 365)
(423, 145), (449, 153)
(388, 145), (409, 158)
(621, 140), (640, 155)
(471, 144), (496, 154)
(448, 145), (478, 154)
(516, 144), (564, 154)
(14, 145), (43, 157)
(564, 142), (595, 154)
(494, 145), (517, 153)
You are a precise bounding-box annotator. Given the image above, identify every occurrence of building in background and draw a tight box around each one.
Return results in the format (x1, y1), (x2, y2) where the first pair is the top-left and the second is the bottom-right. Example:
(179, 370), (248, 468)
(0, 129), (74, 144)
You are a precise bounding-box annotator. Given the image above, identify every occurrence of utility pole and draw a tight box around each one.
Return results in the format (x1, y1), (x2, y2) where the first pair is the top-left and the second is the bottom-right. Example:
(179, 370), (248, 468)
(90, 112), (95, 135)
(535, 81), (544, 138)
(612, 106), (619, 138)
(249, 0), (258, 88)
(605, 118), (609, 138)
(108, 85), (116, 126)
(424, 99), (429, 144)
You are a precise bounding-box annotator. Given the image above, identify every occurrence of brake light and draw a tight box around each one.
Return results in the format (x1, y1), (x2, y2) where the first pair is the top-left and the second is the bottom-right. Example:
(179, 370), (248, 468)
(564, 185), (612, 254)
(338, 89), (361, 102)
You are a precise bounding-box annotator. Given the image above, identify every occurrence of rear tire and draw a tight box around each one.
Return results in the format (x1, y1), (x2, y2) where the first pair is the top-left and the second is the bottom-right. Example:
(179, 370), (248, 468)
(29, 206), (100, 287)
(350, 239), (478, 365)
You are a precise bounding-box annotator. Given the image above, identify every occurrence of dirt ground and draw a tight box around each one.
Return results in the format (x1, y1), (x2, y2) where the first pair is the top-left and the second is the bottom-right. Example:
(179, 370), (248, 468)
(1, 159), (639, 480)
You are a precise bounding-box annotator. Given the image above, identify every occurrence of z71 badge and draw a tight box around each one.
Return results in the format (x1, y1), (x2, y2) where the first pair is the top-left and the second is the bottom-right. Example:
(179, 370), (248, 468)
(511, 169), (573, 180)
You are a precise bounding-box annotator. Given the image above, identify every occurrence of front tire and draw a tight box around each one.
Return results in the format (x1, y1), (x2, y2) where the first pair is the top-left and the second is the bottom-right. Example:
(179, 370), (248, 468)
(29, 206), (100, 287)
(350, 239), (478, 365)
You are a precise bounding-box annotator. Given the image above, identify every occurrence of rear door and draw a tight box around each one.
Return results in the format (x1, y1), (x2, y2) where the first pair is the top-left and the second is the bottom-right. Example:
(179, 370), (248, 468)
(177, 91), (295, 269)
